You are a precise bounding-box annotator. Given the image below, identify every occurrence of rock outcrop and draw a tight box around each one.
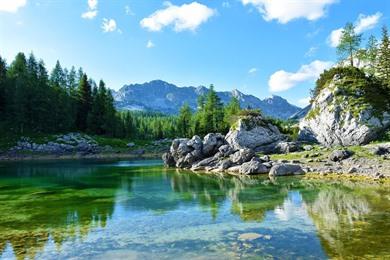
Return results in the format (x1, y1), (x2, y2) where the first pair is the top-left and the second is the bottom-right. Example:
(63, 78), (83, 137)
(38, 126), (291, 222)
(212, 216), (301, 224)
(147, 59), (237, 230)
(10, 133), (102, 155)
(225, 115), (286, 153)
(299, 75), (390, 147)
(163, 115), (304, 177)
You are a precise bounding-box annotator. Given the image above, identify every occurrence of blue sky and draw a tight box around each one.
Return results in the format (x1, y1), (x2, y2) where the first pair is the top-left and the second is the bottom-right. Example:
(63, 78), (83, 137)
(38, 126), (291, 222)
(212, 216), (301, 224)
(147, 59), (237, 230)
(0, 0), (389, 107)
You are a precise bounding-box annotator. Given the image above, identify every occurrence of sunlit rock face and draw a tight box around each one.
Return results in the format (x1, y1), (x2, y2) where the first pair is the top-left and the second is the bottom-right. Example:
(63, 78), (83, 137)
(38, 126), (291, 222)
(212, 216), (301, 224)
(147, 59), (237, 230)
(225, 115), (285, 153)
(299, 77), (390, 146)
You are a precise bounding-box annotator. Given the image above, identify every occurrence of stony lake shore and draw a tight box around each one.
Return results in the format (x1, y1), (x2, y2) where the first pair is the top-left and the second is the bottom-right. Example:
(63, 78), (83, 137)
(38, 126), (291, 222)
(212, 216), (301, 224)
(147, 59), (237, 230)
(0, 133), (168, 162)
(162, 114), (390, 181)
(1, 130), (389, 182)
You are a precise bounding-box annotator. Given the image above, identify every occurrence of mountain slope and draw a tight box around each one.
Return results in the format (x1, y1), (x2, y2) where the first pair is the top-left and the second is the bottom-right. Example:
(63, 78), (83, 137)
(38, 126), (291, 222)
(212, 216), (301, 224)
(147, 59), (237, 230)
(113, 80), (301, 119)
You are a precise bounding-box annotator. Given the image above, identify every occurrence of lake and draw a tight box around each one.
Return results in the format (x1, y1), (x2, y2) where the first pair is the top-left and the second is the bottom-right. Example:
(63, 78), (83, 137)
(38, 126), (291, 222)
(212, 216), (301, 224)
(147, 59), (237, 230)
(0, 160), (389, 259)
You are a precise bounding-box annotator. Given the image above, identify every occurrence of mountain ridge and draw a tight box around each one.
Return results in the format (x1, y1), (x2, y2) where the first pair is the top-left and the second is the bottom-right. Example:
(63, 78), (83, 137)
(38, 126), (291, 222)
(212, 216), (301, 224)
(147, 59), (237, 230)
(113, 80), (301, 119)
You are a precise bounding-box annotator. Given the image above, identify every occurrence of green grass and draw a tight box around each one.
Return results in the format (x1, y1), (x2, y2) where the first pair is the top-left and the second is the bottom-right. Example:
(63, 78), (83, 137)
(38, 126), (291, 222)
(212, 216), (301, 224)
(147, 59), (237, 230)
(268, 143), (386, 162)
(92, 135), (130, 148)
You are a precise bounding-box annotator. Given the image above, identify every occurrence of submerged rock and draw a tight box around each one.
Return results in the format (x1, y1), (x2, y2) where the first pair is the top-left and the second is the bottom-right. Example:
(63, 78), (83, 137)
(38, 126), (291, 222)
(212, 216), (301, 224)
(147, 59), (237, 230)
(238, 233), (262, 241)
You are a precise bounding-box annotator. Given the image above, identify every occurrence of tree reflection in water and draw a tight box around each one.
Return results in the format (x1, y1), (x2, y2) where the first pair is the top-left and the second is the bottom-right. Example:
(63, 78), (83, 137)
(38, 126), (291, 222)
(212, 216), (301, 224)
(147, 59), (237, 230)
(0, 161), (389, 259)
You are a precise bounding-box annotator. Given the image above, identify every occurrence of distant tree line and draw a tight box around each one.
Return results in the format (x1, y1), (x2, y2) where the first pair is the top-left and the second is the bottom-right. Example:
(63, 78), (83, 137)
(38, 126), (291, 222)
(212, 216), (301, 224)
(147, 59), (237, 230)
(0, 52), (118, 136)
(0, 52), (242, 140)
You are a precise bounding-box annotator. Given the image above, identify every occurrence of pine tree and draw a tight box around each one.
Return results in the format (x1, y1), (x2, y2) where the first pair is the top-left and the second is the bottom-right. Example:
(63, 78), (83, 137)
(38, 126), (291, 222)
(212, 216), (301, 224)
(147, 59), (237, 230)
(177, 103), (192, 137)
(377, 26), (390, 86)
(50, 60), (66, 88)
(203, 85), (224, 133)
(363, 35), (378, 75)
(67, 66), (78, 94)
(224, 96), (241, 130)
(337, 23), (362, 67)
(102, 85), (117, 136)
(7, 53), (29, 133)
(76, 74), (92, 131)
(0, 56), (7, 119)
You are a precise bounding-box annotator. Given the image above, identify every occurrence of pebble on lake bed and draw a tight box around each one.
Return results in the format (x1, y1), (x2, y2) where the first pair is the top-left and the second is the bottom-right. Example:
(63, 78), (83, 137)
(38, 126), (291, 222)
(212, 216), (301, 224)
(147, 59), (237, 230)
(238, 233), (263, 241)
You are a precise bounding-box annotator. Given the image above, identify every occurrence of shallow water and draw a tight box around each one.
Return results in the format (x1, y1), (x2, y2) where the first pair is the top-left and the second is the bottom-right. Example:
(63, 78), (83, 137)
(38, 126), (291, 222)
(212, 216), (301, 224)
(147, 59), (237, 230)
(0, 160), (389, 259)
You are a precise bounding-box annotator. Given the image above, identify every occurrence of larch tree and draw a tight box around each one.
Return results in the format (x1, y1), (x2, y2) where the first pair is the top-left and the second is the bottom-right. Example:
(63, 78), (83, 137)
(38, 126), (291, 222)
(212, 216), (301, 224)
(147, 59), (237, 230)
(337, 23), (362, 67)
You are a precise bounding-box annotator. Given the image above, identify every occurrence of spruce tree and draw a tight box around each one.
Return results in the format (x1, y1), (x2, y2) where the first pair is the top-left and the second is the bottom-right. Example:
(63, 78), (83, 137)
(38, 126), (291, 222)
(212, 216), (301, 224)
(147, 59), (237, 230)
(364, 35), (378, 75)
(377, 26), (390, 86)
(0, 56), (7, 119)
(50, 60), (66, 88)
(224, 96), (241, 130)
(7, 53), (29, 133)
(177, 103), (192, 137)
(203, 85), (224, 133)
(76, 74), (92, 131)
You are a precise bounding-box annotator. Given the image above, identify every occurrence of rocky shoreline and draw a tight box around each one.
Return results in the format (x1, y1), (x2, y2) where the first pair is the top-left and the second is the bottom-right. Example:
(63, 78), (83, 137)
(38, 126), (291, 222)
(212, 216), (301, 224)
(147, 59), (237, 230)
(0, 133), (168, 162)
(163, 115), (390, 180)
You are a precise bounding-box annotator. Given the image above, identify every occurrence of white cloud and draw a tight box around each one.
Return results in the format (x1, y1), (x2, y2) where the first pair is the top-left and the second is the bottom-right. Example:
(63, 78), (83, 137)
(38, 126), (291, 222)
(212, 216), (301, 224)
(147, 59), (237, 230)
(102, 18), (117, 33)
(82, 0), (98, 19)
(305, 46), (318, 57)
(355, 12), (382, 33)
(241, 0), (337, 24)
(329, 28), (343, 47)
(82, 10), (98, 19)
(248, 68), (257, 74)
(328, 12), (382, 47)
(146, 40), (155, 48)
(0, 0), (27, 13)
(87, 0), (97, 10)
(140, 1), (215, 32)
(269, 60), (333, 92)
(298, 97), (311, 107)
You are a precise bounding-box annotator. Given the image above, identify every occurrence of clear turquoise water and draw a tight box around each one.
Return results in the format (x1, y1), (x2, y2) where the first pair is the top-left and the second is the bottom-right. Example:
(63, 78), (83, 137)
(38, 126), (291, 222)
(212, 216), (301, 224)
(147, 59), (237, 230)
(0, 160), (389, 259)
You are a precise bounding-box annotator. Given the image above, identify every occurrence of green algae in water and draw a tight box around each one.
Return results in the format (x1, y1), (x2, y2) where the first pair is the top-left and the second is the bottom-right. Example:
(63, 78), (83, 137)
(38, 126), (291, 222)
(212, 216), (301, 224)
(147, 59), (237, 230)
(0, 160), (389, 259)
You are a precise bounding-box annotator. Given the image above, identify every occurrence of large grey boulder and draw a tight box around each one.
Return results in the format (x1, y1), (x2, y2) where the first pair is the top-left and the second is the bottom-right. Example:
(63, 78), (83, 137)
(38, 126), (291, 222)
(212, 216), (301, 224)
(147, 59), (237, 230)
(191, 157), (219, 171)
(218, 144), (235, 157)
(162, 152), (175, 167)
(225, 115), (285, 153)
(170, 138), (191, 160)
(230, 148), (255, 164)
(202, 133), (226, 156)
(239, 158), (269, 175)
(269, 163), (305, 177)
(164, 136), (205, 168)
(299, 77), (390, 146)
(276, 141), (301, 154)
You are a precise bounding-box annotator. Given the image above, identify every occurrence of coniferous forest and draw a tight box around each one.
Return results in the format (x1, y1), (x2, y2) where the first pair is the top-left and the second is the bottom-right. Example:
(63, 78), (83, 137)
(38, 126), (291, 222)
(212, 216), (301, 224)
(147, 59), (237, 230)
(0, 52), (243, 140)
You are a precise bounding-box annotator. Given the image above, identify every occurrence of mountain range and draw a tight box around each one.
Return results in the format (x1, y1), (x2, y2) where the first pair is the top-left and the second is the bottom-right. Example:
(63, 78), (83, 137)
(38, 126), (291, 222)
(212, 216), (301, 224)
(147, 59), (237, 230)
(113, 80), (302, 119)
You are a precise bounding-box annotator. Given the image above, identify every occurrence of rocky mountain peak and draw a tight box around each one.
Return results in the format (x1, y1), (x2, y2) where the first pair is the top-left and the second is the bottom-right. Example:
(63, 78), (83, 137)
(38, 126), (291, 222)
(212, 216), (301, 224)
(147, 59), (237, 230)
(114, 80), (302, 119)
